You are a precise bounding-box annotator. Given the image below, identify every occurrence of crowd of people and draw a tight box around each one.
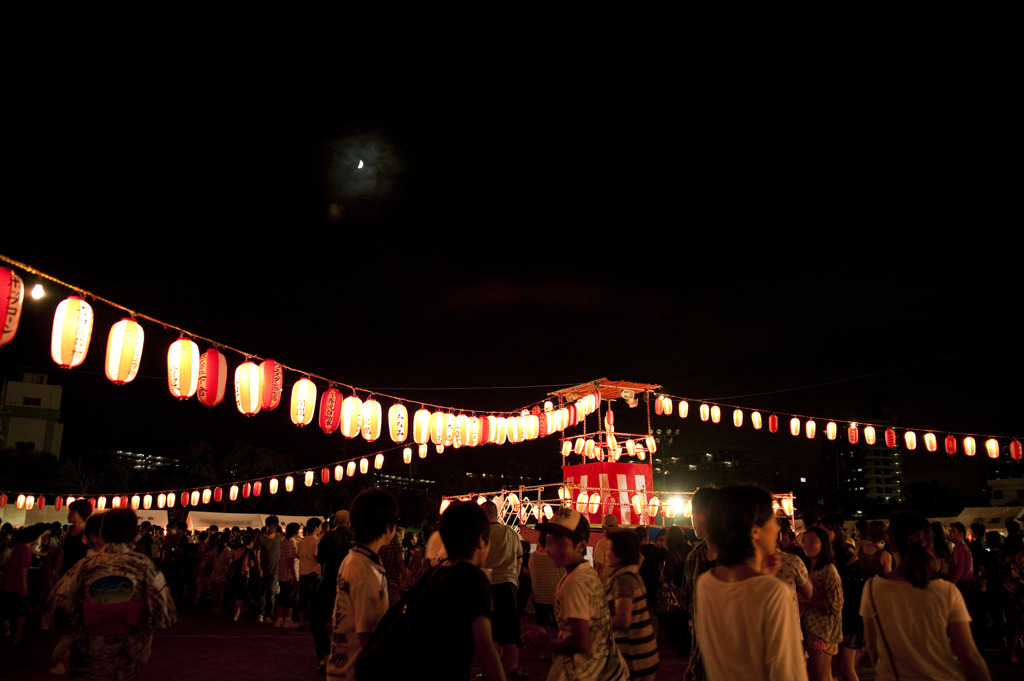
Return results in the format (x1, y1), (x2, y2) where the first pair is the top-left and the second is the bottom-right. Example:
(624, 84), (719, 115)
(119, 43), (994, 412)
(1, 488), (1022, 680)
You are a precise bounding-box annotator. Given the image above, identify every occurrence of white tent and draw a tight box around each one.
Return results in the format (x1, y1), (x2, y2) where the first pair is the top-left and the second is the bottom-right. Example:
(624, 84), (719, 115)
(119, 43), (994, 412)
(184, 512), (325, 532)
(954, 506), (1023, 535)
(0, 507), (167, 529)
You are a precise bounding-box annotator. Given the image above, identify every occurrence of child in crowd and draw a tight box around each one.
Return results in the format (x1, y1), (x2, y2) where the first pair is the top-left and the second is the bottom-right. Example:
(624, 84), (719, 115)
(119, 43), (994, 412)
(525, 508), (628, 681)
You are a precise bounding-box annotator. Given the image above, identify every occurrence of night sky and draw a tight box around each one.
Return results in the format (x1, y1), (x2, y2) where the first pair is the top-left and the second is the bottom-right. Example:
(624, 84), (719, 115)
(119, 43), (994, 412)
(2, 13), (1019, 504)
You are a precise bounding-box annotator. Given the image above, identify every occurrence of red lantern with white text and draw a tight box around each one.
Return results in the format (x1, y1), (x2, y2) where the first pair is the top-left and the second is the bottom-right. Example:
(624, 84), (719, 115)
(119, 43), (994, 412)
(198, 348), (228, 408)
(848, 424), (859, 445)
(105, 318), (144, 384)
(51, 296), (93, 368)
(319, 387), (342, 433)
(259, 359), (283, 411)
(0, 267), (24, 348)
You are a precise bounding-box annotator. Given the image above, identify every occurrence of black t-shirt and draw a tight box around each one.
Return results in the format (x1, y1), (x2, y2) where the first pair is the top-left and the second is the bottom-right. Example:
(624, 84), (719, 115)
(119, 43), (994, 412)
(418, 562), (492, 680)
(61, 529), (88, 576)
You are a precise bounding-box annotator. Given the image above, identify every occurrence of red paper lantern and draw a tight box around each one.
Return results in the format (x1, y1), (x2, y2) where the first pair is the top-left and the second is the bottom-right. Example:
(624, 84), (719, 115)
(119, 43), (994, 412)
(388, 403), (408, 443)
(105, 318), (144, 384)
(321, 467), (331, 484)
(242, 482), (252, 498)
(985, 438), (999, 459)
(0, 267), (24, 348)
(0, 493), (6, 508)
(252, 481), (262, 497)
(768, 414), (779, 433)
(234, 361), (262, 416)
(198, 348), (227, 408)
(167, 337), (200, 399)
(291, 378), (317, 427)
(179, 492), (188, 508)
(1010, 440), (1022, 461)
(213, 487), (223, 503)
(848, 424), (859, 445)
(319, 387), (342, 434)
(259, 359), (282, 411)
(55, 496), (64, 511)
(945, 435), (957, 455)
(885, 429), (896, 448)
(361, 397), (382, 442)
(51, 296), (94, 369)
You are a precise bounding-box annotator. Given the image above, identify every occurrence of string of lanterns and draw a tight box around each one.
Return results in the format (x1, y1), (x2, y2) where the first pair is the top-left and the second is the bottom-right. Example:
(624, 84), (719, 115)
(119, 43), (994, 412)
(2, 257), (1022, 511)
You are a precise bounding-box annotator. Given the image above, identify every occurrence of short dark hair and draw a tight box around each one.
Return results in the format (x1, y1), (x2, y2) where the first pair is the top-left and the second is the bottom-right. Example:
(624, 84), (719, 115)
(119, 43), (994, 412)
(69, 499), (92, 520)
(101, 509), (139, 545)
(265, 515), (280, 528)
(306, 518), (322, 535)
(706, 486), (775, 567)
(608, 529), (640, 566)
(285, 522), (301, 538)
(691, 487), (719, 513)
(350, 488), (399, 544)
(440, 501), (489, 561)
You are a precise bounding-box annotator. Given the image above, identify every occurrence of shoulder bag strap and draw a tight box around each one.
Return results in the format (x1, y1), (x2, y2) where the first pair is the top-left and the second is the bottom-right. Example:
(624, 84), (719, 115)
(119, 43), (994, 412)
(868, 578), (900, 681)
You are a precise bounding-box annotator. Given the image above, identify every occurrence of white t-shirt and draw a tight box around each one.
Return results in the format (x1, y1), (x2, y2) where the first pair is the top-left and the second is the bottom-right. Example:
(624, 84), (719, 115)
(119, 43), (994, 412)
(550, 562), (629, 681)
(695, 571), (808, 681)
(859, 576), (971, 681)
(327, 545), (389, 680)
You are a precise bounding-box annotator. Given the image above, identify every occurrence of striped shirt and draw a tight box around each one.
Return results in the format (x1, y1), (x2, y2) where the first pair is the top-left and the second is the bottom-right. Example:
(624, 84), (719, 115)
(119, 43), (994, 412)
(606, 565), (660, 680)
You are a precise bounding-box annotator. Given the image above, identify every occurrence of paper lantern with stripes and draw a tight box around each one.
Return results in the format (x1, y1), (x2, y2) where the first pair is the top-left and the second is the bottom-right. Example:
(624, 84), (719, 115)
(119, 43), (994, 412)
(167, 338), (200, 399)
(259, 359), (283, 411)
(105, 318), (144, 384)
(290, 378), (317, 426)
(243, 483), (252, 498)
(198, 348), (227, 408)
(340, 395), (363, 438)
(361, 397), (381, 442)
(388, 403), (408, 443)
(1, 267), (24, 348)
(319, 387), (342, 433)
(321, 467), (330, 484)
(234, 361), (262, 415)
(51, 296), (93, 369)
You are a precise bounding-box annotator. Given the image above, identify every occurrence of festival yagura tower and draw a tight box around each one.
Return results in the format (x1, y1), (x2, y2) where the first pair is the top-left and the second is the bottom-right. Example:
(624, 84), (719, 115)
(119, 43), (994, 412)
(550, 379), (660, 526)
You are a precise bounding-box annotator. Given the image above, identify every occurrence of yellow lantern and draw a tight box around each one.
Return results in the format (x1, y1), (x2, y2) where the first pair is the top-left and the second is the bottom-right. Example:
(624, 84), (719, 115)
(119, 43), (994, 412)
(414, 408), (431, 444)
(0, 267), (24, 348)
(964, 436), (976, 457)
(335, 465), (344, 481)
(751, 411), (763, 430)
(285, 476), (294, 492)
(561, 440), (572, 457)
(439, 499), (451, 514)
(631, 494), (644, 516)
(679, 400), (689, 419)
(143, 494), (152, 510)
(25, 495), (35, 510)
(805, 420), (816, 439)
(290, 377), (317, 426)
(442, 413), (456, 446)
(341, 395), (363, 438)
(105, 318), (144, 384)
(646, 436), (657, 454)
(202, 489), (212, 504)
(167, 337), (200, 399)
(374, 453), (384, 469)
(51, 296), (93, 368)
(418, 444), (428, 458)
(166, 492), (175, 508)
(453, 414), (467, 448)
(305, 471), (315, 487)
(234, 361), (263, 416)
(347, 461), (357, 477)
(388, 403), (408, 443)
(733, 409), (743, 428)
(361, 397), (382, 442)
(647, 497), (660, 518)
(131, 495), (141, 510)
(625, 439), (636, 458)
(576, 492), (589, 513)
(198, 348), (228, 408)
(790, 417), (801, 437)
(360, 458), (369, 475)
(430, 411), (446, 445)
(905, 431), (917, 450)
(16, 494), (26, 509)
(710, 405), (721, 424)
(493, 417), (507, 445)
(864, 426), (876, 445)
(986, 438), (1000, 459)
(259, 359), (282, 411)
(826, 421), (837, 441)
(506, 415), (522, 443)
(543, 504), (554, 519)
(403, 447), (412, 464)
(467, 416), (481, 447)
(190, 490), (200, 506)
(157, 493), (167, 509)
(700, 403), (710, 422)
(588, 492), (601, 515)
(924, 432), (938, 452)
(782, 498), (794, 516)
(269, 478), (279, 494)
(97, 496), (107, 510)
(229, 485), (238, 501)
